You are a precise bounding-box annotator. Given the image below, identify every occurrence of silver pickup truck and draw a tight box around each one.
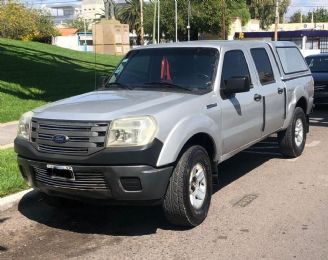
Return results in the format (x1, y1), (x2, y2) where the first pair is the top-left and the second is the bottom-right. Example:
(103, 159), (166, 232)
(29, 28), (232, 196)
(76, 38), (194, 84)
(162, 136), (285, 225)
(15, 41), (313, 227)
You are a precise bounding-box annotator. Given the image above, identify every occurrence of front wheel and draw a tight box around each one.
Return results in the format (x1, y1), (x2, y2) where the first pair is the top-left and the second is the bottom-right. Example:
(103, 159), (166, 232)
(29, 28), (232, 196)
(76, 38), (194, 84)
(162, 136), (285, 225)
(278, 107), (307, 158)
(163, 145), (212, 227)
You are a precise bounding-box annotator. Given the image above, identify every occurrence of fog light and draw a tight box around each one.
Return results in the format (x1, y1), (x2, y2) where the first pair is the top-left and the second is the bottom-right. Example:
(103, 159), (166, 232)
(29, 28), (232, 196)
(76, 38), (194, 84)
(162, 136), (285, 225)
(120, 177), (142, 191)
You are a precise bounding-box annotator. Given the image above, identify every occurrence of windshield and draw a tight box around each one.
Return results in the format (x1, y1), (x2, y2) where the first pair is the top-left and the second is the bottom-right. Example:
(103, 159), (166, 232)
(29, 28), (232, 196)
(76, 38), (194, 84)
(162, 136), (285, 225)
(305, 56), (328, 73)
(108, 47), (219, 92)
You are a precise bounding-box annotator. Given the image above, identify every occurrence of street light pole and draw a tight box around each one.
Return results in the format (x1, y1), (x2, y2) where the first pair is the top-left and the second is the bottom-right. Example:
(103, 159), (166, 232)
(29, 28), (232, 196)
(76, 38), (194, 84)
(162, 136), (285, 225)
(274, 0), (279, 41)
(175, 0), (178, 42)
(187, 0), (190, 41)
(140, 0), (144, 45)
(83, 18), (87, 51)
(153, 0), (157, 43)
(157, 0), (160, 43)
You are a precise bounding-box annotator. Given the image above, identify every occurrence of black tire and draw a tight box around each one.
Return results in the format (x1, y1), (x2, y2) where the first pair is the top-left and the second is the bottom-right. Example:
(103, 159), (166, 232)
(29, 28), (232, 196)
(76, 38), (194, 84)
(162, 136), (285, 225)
(163, 145), (212, 227)
(278, 107), (307, 158)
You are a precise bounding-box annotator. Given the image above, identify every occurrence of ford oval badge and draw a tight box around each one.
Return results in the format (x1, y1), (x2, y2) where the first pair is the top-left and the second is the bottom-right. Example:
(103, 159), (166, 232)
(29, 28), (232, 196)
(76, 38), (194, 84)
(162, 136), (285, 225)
(53, 134), (69, 144)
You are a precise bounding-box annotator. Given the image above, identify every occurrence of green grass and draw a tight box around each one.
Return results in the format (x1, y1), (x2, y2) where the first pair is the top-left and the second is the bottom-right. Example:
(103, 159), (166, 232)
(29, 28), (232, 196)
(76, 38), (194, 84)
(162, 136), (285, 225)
(0, 148), (28, 197)
(0, 38), (122, 123)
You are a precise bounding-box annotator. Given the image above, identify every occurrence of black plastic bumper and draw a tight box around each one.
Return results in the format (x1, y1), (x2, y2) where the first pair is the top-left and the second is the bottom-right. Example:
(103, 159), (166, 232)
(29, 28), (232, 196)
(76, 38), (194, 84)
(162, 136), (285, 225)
(17, 156), (173, 203)
(14, 137), (163, 167)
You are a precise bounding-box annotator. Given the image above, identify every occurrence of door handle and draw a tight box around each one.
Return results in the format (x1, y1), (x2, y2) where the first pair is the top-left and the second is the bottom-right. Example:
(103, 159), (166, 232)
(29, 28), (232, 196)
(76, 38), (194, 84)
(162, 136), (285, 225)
(254, 94), (262, 101)
(278, 88), (284, 94)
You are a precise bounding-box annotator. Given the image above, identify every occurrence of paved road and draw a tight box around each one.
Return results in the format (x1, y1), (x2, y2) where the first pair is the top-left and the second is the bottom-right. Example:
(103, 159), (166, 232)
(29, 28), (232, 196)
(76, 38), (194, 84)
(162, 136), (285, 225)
(0, 122), (18, 148)
(1, 108), (328, 260)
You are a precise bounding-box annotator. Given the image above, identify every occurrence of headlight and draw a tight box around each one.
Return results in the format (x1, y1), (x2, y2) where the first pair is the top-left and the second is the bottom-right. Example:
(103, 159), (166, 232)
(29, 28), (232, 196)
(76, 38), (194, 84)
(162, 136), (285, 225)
(106, 116), (158, 147)
(17, 111), (34, 140)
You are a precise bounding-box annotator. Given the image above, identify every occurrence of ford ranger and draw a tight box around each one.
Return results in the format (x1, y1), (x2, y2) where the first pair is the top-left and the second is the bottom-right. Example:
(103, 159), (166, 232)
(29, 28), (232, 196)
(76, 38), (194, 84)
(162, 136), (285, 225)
(15, 41), (314, 227)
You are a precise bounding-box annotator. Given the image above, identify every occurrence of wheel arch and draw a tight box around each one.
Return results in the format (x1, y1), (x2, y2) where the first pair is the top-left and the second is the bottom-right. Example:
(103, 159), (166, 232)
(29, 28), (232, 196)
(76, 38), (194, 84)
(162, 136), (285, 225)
(156, 115), (220, 167)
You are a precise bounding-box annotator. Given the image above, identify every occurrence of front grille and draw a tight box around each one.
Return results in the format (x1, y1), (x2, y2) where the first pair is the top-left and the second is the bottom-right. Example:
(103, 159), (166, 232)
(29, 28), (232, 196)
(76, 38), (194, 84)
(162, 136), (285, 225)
(31, 119), (109, 156)
(33, 165), (109, 191)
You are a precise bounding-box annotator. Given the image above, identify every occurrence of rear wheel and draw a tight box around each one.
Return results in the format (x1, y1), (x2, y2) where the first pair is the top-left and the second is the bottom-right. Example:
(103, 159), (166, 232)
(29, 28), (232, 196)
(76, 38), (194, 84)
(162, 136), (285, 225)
(278, 107), (307, 158)
(163, 145), (212, 227)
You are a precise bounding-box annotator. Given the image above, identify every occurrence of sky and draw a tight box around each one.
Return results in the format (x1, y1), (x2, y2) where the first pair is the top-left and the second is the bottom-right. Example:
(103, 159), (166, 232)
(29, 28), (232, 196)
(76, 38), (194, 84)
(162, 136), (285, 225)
(286, 0), (328, 18)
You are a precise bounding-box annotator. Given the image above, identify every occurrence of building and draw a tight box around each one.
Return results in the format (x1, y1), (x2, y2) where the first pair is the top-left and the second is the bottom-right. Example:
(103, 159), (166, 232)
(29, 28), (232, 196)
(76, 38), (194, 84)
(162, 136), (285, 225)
(44, 2), (82, 26)
(235, 30), (328, 56)
(79, 0), (104, 22)
(52, 31), (94, 52)
(44, 0), (126, 26)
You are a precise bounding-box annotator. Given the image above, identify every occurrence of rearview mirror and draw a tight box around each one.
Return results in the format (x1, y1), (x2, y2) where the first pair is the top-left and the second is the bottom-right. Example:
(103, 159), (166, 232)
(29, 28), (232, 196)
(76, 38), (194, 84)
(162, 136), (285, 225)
(222, 76), (250, 96)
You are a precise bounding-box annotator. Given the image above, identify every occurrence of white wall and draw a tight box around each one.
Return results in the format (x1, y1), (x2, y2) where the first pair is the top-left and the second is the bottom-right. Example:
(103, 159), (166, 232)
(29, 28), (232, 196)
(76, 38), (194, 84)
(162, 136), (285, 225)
(52, 35), (94, 52)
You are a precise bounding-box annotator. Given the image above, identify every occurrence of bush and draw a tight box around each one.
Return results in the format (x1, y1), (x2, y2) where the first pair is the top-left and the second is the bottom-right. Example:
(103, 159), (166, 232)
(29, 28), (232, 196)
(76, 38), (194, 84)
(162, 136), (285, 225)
(0, 1), (58, 42)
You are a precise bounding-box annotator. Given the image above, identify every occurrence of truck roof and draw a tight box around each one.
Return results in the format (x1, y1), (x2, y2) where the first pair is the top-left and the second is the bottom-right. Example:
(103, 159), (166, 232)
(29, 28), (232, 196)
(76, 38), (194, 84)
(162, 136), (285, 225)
(135, 40), (297, 50)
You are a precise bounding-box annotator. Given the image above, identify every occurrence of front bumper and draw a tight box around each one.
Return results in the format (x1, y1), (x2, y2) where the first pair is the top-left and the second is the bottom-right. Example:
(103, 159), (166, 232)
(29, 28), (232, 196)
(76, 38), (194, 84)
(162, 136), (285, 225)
(17, 156), (173, 203)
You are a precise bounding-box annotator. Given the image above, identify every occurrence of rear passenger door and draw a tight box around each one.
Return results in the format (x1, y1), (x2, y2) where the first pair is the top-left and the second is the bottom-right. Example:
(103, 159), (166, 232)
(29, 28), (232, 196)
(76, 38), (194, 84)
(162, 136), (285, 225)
(250, 47), (285, 135)
(220, 49), (263, 155)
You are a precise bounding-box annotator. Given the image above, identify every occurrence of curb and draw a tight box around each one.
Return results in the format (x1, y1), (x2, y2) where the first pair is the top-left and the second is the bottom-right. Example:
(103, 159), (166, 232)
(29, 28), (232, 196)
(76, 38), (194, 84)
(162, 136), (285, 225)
(0, 143), (14, 150)
(0, 121), (19, 127)
(0, 189), (33, 213)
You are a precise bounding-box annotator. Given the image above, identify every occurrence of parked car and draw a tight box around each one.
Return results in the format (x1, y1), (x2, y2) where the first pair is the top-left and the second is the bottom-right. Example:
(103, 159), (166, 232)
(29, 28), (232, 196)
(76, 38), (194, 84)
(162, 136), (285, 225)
(305, 53), (328, 105)
(15, 41), (313, 227)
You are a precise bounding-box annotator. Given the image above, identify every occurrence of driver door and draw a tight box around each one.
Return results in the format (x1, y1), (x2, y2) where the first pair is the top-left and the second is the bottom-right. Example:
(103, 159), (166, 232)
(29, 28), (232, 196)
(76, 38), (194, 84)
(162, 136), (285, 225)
(220, 48), (263, 155)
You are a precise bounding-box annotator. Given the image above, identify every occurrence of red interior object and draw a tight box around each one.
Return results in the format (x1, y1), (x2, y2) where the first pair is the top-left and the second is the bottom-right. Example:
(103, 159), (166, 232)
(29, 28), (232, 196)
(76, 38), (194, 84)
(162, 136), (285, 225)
(160, 57), (172, 81)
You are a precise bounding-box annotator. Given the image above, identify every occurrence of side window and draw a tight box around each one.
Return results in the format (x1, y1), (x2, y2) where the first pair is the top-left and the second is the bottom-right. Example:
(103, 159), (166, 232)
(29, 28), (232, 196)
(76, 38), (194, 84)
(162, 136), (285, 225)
(251, 48), (275, 85)
(221, 50), (251, 89)
(276, 47), (308, 74)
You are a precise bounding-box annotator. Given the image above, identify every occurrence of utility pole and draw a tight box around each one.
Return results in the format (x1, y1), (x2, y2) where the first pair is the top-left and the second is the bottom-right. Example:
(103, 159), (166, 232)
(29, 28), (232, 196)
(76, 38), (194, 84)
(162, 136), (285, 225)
(153, 0), (157, 43)
(83, 18), (87, 52)
(274, 0), (279, 41)
(187, 0), (191, 41)
(158, 0), (160, 43)
(221, 0), (226, 40)
(140, 0), (144, 45)
(175, 0), (178, 42)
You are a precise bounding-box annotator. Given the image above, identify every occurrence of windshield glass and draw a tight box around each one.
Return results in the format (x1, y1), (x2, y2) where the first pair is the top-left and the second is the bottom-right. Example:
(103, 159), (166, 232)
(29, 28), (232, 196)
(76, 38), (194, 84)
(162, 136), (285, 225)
(305, 56), (328, 73)
(108, 47), (219, 92)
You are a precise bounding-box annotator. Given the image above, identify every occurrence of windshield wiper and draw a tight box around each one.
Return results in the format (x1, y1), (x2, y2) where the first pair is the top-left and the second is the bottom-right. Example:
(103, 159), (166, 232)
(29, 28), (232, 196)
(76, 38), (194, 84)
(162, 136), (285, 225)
(143, 81), (192, 92)
(106, 82), (134, 90)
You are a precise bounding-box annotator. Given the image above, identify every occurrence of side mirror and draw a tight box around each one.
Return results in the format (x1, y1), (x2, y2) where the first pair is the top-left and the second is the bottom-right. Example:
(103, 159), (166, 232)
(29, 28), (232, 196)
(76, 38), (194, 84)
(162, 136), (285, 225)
(98, 75), (108, 88)
(222, 76), (250, 96)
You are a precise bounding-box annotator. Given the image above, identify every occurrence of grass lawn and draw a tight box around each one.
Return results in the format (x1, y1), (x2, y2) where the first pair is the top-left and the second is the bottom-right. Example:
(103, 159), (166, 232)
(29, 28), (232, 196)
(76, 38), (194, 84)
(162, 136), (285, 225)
(0, 148), (28, 197)
(0, 38), (122, 123)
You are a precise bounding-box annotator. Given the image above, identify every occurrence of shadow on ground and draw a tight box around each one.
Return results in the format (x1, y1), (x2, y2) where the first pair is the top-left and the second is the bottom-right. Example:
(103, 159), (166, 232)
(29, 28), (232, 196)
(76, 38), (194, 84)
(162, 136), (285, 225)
(18, 136), (283, 236)
(310, 105), (328, 128)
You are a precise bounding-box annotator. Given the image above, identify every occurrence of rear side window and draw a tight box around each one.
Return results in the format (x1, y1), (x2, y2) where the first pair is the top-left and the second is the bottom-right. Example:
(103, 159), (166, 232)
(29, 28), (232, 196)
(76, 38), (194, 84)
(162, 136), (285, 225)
(276, 47), (308, 74)
(251, 48), (275, 84)
(221, 50), (251, 88)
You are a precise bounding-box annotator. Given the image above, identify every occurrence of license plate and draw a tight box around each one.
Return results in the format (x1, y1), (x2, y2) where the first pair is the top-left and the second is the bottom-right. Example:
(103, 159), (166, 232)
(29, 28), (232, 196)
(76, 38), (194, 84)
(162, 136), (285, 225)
(46, 164), (75, 180)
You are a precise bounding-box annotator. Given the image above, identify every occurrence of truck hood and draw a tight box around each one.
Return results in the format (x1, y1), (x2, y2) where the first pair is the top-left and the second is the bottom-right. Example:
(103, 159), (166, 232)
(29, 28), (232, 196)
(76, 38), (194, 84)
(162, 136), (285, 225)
(33, 90), (197, 121)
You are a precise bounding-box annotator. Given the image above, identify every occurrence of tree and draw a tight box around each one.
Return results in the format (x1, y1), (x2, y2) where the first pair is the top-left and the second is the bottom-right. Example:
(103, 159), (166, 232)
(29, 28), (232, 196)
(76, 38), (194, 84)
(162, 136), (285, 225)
(68, 17), (91, 32)
(307, 8), (328, 23)
(119, 0), (250, 42)
(289, 10), (308, 23)
(246, 0), (290, 29)
(0, 2), (57, 42)
(117, 0), (141, 43)
(228, 0), (251, 26)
